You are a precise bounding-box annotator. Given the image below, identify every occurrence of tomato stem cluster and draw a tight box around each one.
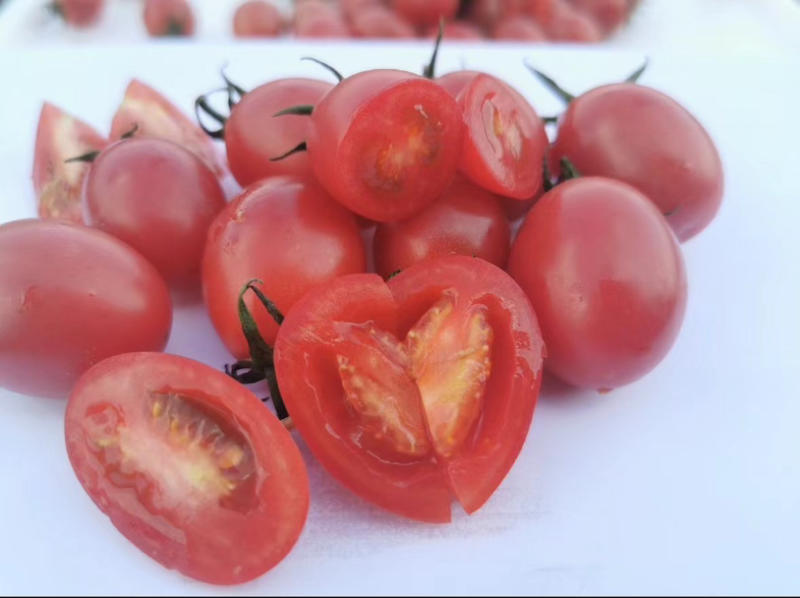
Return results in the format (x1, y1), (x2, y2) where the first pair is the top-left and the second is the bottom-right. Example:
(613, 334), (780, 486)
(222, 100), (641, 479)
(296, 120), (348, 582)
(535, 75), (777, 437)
(195, 69), (247, 139)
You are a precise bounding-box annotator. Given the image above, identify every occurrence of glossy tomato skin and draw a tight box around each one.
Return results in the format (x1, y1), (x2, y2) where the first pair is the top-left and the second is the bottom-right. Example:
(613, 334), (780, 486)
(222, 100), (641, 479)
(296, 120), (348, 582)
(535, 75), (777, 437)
(225, 78), (333, 187)
(65, 352), (309, 585)
(203, 176), (366, 359)
(0, 220), (171, 398)
(373, 177), (511, 278)
(550, 84), (724, 241)
(84, 137), (226, 297)
(233, 0), (284, 37)
(111, 79), (225, 176)
(306, 69), (464, 222)
(274, 256), (544, 521)
(143, 0), (195, 36)
(32, 102), (106, 223)
(508, 177), (687, 390)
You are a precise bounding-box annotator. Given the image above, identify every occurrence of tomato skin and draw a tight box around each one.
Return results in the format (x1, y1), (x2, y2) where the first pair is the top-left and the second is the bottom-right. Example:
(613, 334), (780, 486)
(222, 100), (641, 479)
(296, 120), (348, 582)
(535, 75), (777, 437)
(0, 220), (171, 399)
(111, 79), (224, 177)
(350, 6), (416, 38)
(293, 0), (351, 37)
(508, 177), (687, 390)
(225, 78), (333, 187)
(65, 352), (309, 585)
(544, 0), (602, 41)
(550, 84), (724, 241)
(424, 20), (484, 40)
(373, 177), (511, 278)
(493, 15), (547, 40)
(274, 256), (544, 521)
(143, 0), (195, 36)
(203, 176), (366, 359)
(233, 0), (284, 37)
(53, 0), (104, 27)
(307, 69), (464, 222)
(84, 137), (226, 297)
(32, 102), (106, 223)
(390, 0), (459, 28)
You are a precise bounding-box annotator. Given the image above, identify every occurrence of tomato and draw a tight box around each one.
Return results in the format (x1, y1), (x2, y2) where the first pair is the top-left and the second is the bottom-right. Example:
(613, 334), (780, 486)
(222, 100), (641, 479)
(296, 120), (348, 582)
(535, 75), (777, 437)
(111, 79), (225, 176)
(373, 177), (510, 278)
(143, 0), (195, 36)
(568, 0), (629, 34)
(32, 102), (106, 223)
(225, 78), (333, 187)
(233, 0), (284, 37)
(65, 352), (309, 585)
(446, 72), (548, 200)
(306, 69), (464, 222)
(293, 0), (350, 37)
(390, 0), (459, 28)
(424, 20), (484, 40)
(203, 176), (366, 359)
(52, 0), (104, 27)
(0, 220), (171, 399)
(493, 15), (547, 40)
(544, 0), (602, 41)
(274, 255), (544, 522)
(84, 137), (226, 297)
(349, 6), (415, 38)
(549, 84), (724, 241)
(508, 177), (687, 390)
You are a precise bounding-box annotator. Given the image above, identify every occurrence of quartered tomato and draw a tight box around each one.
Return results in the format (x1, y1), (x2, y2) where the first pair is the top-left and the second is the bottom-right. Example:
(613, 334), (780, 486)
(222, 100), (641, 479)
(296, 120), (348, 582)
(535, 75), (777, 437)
(440, 71), (548, 200)
(225, 78), (333, 187)
(508, 177), (687, 390)
(274, 255), (544, 522)
(0, 220), (171, 399)
(143, 0), (195, 37)
(306, 69), (464, 222)
(32, 102), (106, 223)
(203, 176), (366, 359)
(111, 79), (225, 176)
(84, 137), (226, 297)
(65, 352), (309, 585)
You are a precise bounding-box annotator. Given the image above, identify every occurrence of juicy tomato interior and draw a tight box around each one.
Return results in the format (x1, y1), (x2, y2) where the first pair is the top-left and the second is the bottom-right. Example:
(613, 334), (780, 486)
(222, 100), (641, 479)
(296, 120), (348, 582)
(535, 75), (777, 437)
(275, 256), (544, 522)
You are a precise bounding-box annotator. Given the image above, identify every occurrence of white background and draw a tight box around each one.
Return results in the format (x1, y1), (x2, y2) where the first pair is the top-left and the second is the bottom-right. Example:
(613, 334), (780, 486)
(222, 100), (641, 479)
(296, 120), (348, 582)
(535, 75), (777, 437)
(1, 0), (799, 595)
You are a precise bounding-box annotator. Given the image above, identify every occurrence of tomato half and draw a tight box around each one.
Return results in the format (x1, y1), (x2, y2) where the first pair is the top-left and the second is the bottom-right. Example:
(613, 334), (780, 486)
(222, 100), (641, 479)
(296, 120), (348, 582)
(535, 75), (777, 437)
(373, 176), (510, 278)
(444, 72), (548, 200)
(549, 83), (724, 241)
(65, 352), (309, 585)
(32, 102), (106, 223)
(84, 137), (226, 297)
(203, 176), (366, 359)
(143, 0), (195, 36)
(111, 79), (224, 176)
(274, 255), (544, 522)
(225, 78), (333, 187)
(0, 220), (171, 398)
(508, 177), (687, 390)
(306, 69), (464, 222)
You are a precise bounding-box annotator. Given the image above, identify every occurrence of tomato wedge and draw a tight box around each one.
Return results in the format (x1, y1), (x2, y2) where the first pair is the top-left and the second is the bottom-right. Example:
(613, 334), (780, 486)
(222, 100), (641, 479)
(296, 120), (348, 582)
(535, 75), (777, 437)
(273, 255), (544, 522)
(32, 102), (107, 223)
(110, 79), (225, 176)
(65, 352), (309, 585)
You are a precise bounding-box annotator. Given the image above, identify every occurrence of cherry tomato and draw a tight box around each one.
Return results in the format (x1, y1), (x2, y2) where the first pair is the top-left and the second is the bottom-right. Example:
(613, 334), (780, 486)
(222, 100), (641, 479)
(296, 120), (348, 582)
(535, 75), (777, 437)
(32, 102), (106, 223)
(424, 20), (484, 40)
(508, 177), (687, 390)
(65, 352), (309, 585)
(111, 79), (225, 176)
(52, 0), (104, 27)
(143, 0), (195, 37)
(274, 255), (544, 522)
(568, 0), (629, 34)
(350, 5), (415, 38)
(443, 72), (548, 200)
(0, 220), (171, 399)
(549, 84), (724, 241)
(225, 78), (333, 187)
(390, 0), (459, 28)
(373, 177), (510, 278)
(493, 15), (546, 40)
(544, 0), (602, 41)
(203, 176), (366, 359)
(84, 137), (226, 297)
(233, 0), (284, 37)
(293, 0), (350, 37)
(306, 69), (464, 222)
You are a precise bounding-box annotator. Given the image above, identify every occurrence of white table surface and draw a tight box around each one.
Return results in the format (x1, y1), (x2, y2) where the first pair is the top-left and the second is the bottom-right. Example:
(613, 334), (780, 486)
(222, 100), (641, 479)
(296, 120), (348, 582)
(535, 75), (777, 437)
(1, 4), (800, 595)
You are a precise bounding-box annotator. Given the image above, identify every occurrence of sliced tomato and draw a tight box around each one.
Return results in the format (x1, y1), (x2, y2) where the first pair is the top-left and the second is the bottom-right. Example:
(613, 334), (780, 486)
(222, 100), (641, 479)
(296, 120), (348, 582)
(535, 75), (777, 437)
(65, 352), (309, 585)
(274, 255), (544, 522)
(32, 102), (107, 223)
(110, 79), (225, 176)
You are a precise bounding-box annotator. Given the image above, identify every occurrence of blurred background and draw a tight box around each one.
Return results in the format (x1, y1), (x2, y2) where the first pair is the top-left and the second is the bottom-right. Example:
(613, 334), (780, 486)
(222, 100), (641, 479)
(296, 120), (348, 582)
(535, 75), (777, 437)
(0, 0), (797, 54)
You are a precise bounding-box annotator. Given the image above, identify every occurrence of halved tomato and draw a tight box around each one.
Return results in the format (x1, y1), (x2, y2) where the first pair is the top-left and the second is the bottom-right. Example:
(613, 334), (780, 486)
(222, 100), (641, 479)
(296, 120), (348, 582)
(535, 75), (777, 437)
(32, 102), (107, 223)
(273, 255), (544, 522)
(110, 79), (225, 176)
(65, 352), (309, 585)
